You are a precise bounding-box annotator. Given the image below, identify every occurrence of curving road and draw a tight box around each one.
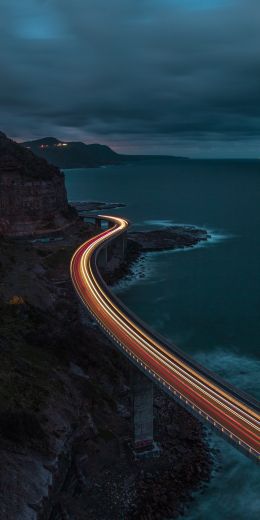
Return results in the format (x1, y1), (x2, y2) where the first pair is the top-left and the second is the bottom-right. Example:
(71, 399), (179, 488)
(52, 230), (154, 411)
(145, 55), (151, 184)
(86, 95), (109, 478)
(70, 215), (260, 462)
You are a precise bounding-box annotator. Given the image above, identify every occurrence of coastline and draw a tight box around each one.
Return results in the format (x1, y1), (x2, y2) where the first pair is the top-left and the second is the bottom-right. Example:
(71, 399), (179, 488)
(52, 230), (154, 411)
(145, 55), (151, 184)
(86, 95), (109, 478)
(102, 225), (210, 287)
(0, 210), (212, 519)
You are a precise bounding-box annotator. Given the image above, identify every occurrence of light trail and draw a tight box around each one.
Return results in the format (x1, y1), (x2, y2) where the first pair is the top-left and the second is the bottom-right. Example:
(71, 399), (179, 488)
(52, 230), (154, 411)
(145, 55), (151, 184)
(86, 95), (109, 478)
(70, 215), (260, 461)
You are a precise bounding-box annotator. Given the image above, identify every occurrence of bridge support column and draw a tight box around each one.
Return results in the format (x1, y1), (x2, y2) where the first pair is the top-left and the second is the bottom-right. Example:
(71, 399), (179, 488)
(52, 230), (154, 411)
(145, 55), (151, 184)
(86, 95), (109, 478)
(97, 247), (108, 269)
(114, 234), (126, 262)
(95, 218), (102, 229)
(132, 368), (160, 459)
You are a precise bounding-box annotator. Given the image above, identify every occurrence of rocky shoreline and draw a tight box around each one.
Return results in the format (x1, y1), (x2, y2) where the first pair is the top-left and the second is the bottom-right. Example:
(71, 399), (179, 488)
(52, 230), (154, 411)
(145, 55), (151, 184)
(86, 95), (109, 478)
(70, 200), (210, 287)
(103, 226), (210, 287)
(0, 211), (212, 519)
(129, 225), (209, 252)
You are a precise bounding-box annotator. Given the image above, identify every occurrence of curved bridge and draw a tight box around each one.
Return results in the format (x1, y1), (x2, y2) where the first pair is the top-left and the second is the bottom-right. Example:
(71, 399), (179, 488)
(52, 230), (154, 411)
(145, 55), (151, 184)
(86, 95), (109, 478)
(70, 215), (260, 462)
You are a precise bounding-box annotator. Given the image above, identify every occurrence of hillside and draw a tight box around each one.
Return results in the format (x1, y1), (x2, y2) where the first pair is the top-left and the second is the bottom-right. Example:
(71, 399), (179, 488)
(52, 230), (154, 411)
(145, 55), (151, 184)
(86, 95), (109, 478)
(0, 132), (64, 180)
(22, 137), (187, 169)
(22, 137), (123, 168)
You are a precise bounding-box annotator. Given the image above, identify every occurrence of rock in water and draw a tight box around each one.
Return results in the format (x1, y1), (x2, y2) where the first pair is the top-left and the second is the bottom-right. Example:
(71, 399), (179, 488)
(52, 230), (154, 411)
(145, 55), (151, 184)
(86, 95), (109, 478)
(0, 131), (76, 236)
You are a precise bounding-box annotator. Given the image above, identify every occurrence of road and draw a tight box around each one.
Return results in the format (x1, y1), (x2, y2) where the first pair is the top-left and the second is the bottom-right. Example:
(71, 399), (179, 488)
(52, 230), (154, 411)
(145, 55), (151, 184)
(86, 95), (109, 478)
(70, 215), (260, 462)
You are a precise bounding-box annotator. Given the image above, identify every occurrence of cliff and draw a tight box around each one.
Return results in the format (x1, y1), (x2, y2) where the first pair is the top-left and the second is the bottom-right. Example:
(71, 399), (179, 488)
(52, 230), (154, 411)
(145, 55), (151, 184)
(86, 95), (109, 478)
(0, 132), (76, 236)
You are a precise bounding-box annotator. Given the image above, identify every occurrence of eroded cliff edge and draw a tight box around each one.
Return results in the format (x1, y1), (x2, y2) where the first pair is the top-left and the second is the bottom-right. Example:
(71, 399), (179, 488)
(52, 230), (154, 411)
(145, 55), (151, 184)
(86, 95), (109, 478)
(0, 132), (77, 236)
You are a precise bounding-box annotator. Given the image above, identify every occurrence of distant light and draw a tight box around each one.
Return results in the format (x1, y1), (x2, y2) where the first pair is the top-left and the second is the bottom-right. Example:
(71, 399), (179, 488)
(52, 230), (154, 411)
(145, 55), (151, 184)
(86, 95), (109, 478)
(40, 144), (49, 149)
(56, 143), (68, 147)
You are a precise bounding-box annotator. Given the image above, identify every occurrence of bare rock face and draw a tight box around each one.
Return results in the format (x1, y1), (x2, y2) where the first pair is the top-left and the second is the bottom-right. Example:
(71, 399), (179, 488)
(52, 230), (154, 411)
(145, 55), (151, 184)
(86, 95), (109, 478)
(0, 131), (76, 236)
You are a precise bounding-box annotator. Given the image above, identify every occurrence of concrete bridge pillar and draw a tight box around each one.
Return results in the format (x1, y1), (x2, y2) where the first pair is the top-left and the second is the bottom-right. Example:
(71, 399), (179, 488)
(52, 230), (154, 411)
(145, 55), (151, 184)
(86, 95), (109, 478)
(97, 246), (108, 269)
(95, 218), (102, 229)
(108, 220), (114, 229)
(131, 368), (160, 458)
(114, 234), (126, 261)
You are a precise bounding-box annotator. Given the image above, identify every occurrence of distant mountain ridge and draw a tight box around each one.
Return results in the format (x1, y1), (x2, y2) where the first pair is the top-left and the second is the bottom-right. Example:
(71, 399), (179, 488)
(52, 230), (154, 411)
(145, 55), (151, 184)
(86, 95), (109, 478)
(22, 137), (187, 169)
(22, 137), (123, 169)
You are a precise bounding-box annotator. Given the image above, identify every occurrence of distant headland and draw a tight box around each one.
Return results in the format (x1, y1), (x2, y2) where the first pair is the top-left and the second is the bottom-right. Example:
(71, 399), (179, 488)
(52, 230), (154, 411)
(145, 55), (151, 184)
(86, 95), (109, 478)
(21, 136), (188, 169)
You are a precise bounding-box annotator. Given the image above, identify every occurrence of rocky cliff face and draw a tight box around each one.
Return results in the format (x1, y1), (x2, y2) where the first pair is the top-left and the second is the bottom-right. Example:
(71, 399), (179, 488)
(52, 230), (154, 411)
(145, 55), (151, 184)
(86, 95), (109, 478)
(0, 132), (76, 236)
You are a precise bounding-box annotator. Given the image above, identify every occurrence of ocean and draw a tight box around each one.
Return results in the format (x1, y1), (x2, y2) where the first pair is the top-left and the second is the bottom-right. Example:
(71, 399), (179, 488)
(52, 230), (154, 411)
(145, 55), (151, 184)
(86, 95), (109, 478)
(64, 159), (260, 520)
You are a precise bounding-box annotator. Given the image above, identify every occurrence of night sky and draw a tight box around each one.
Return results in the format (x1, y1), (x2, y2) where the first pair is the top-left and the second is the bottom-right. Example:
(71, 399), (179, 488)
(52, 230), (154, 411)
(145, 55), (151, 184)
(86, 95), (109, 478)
(1, 0), (259, 157)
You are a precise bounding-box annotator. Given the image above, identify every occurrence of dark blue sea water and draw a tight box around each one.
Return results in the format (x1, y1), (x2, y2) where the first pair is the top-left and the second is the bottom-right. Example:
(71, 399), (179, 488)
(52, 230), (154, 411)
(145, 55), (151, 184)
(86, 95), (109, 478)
(64, 160), (260, 520)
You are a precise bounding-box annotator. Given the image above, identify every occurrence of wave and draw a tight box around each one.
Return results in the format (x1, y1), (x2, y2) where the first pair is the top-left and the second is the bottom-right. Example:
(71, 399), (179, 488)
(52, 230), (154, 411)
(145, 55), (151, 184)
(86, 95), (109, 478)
(194, 348), (260, 398)
(184, 347), (260, 520)
(206, 229), (236, 245)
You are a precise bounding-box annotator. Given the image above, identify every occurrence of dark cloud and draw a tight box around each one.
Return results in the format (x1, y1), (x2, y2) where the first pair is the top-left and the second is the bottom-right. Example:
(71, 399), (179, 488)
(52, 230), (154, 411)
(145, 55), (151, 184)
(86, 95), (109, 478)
(0, 0), (259, 157)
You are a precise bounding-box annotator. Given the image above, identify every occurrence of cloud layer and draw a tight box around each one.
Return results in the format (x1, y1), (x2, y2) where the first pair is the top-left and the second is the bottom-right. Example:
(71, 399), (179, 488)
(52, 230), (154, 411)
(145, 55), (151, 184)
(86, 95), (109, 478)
(1, 0), (259, 157)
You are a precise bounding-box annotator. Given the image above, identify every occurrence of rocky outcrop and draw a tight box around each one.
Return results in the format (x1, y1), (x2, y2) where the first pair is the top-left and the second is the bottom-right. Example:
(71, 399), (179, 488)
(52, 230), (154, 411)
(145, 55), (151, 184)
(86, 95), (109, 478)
(0, 132), (76, 236)
(129, 226), (209, 251)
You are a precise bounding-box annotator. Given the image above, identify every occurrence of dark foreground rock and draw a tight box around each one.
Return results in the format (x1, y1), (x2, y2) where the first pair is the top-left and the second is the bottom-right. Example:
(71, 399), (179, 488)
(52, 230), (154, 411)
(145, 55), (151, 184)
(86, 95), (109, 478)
(48, 381), (211, 520)
(0, 219), (212, 519)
